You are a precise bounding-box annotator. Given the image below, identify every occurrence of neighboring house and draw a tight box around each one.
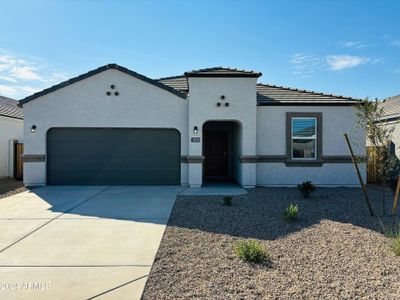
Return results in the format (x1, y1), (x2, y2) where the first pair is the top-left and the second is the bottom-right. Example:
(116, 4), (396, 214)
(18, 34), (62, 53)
(379, 94), (400, 158)
(0, 95), (23, 178)
(19, 64), (365, 187)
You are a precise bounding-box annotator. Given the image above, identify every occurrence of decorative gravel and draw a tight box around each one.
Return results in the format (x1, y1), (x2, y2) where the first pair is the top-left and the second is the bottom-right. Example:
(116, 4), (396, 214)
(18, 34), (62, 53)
(142, 187), (400, 299)
(0, 178), (26, 199)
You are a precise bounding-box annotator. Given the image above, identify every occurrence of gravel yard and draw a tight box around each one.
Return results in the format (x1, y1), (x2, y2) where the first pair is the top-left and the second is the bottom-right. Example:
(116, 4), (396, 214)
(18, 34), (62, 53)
(143, 187), (400, 300)
(0, 178), (26, 199)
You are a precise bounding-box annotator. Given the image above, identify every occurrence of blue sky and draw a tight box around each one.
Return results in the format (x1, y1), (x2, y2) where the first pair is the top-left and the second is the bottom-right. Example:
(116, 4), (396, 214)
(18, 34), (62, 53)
(0, 0), (399, 100)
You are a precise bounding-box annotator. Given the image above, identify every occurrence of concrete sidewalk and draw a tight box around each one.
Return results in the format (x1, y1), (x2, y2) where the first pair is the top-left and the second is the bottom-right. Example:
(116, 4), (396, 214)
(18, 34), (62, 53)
(0, 186), (183, 300)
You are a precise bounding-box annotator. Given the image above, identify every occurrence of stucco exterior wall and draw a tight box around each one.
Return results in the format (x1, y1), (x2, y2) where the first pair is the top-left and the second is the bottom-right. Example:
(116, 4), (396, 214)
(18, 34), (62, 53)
(22, 67), (365, 187)
(256, 105), (365, 186)
(23, 69), (188, 186)
(0, 116), (23, 177)
(187, 77), (257, 187)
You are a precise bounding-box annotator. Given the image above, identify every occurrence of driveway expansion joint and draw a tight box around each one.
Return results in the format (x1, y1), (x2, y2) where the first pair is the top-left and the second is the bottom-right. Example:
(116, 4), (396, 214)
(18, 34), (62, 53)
(0, 186), (111, 254)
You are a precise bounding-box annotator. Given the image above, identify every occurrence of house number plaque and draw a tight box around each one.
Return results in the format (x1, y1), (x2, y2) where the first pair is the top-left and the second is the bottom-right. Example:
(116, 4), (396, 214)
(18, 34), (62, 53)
(191, 137), (200, 143)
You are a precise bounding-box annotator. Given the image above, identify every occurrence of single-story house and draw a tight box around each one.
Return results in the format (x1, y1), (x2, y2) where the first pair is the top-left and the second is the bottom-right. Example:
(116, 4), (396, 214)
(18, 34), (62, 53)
(19, 64), (365, 187)
(379, 95), (400, 159)
(0, 95), (23, 178)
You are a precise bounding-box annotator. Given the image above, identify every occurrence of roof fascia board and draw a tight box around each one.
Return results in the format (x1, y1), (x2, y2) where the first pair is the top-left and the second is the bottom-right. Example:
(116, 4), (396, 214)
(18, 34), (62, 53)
(19, 64), (186, 105)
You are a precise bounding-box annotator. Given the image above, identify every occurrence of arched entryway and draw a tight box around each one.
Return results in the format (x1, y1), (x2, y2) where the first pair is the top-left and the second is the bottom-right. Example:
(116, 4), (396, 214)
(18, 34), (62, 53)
(202, 121), (242, 183)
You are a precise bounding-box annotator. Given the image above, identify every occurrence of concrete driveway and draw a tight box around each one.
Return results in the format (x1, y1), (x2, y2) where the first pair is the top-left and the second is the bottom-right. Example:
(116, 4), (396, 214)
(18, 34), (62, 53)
(0, 186), (183, 299)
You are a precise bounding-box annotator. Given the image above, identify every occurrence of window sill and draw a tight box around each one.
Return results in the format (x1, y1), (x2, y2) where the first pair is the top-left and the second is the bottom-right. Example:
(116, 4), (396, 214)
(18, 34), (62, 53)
(284, 159), (323, 167)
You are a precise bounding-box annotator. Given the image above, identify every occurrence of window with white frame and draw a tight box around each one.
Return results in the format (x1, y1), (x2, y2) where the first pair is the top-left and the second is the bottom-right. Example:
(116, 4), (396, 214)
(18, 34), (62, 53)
(291, 117), (317, 159)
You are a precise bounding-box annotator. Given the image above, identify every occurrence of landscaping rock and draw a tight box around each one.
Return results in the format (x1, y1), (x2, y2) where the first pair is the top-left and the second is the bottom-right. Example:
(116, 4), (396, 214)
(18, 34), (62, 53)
(143, 187), (400, 299)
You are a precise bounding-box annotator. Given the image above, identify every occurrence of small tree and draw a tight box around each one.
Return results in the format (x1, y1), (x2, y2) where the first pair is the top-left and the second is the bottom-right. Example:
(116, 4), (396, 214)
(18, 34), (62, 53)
(355, 98), (397, 186)
(354, 99), (400, 236)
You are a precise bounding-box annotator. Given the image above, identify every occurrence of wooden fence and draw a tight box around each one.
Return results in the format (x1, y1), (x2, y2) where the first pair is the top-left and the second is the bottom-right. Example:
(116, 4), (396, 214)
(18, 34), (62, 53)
(366, 146), (382, 184)
(14, 142), (23, 180)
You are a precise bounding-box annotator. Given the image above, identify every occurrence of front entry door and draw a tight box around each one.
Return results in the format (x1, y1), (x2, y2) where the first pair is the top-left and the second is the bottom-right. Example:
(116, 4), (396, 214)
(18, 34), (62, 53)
(204, 130), (229, 178)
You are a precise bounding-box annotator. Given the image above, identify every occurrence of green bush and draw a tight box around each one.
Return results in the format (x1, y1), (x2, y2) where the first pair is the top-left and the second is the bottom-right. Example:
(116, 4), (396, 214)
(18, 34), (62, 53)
(391, 236), (400, 256)
(297, 181), (316, 198)
(235, 240), (267, 263)
(283, 204), (299, 221)
(223, 196), (233, 206)
(385, 228), (399, 239)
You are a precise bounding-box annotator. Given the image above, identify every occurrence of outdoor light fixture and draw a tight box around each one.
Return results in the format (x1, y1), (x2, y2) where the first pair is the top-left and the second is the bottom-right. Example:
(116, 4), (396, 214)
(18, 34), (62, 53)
(193, 126), (198, 134)
(31, 125), (37, 133)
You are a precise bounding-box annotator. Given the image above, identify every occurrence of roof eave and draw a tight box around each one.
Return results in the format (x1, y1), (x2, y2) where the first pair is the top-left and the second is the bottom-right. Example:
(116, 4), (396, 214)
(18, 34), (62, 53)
(257, 101), (360, 106)
(19, 64), (187, 105)
(185, 72), (262, 78)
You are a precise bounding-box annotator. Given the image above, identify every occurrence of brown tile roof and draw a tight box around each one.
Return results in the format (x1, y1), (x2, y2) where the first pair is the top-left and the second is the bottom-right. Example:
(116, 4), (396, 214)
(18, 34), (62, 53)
(158, 75), (360, 105)
(184, 67), (262, 77)
(256, 83), (361, 105)
(157, 75), (188, 96)
(0, 95), (23, 119)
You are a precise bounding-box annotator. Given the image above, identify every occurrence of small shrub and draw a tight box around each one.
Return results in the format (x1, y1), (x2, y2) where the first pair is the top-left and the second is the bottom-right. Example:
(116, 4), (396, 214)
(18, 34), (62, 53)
(283, 204), (299, 221)
(391, 236), (400, 256)
(223, 196), (233, 206)
(235, 240), (267, 263)
(297, 181), (316, 198)
(385, 228), (399, 239)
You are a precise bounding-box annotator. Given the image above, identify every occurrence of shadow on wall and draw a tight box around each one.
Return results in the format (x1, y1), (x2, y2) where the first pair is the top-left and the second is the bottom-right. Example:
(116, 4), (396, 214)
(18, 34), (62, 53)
(167, 187), (394, 241)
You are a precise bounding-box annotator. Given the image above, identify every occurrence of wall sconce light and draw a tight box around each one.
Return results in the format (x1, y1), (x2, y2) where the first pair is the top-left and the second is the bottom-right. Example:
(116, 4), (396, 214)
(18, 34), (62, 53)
(193, 126), (198, 134)
(31, 125), (37, 133)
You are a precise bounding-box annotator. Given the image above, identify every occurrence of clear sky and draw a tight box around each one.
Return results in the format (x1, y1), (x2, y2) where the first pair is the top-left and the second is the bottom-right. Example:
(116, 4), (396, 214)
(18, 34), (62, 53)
(0, 0), (399, 100)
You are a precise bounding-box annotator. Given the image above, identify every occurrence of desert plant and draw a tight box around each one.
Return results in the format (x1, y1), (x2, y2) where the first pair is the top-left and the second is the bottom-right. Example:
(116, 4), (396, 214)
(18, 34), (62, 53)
(283, 204), (299, 221)
(223, 196), (233, 206)
(391, 236), (400, 256)
(235, 240), (267, 263)
(354, 98), (400, 223)
(297, 181), (316, 198)
(355, 98), (397, 185)
(385, 224), (400, 238)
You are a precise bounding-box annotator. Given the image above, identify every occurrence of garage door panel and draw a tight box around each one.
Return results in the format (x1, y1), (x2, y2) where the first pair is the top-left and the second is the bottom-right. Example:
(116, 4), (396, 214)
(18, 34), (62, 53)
(47, 128), (180, 185)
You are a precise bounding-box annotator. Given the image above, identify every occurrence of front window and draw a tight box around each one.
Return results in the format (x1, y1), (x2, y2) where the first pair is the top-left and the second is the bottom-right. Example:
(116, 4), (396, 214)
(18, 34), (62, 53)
(291, 117), (317, 159)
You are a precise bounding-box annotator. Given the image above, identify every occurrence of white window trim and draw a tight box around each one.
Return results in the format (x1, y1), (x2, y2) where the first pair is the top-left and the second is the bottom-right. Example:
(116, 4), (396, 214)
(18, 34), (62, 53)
(291, 117), (317, 160)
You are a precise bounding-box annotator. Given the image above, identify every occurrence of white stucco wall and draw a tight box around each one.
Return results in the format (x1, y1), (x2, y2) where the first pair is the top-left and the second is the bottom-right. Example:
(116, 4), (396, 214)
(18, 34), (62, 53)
(22, 67), (365, 187)
(23, 69), (188, 186)
(0, 116), (23, 177)
(256, 105), (365, 186)
(187, 77), (257, 187)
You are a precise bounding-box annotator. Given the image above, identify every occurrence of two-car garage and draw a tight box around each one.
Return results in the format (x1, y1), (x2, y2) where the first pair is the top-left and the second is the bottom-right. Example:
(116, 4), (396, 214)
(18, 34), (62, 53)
(46, 128), (181, 185)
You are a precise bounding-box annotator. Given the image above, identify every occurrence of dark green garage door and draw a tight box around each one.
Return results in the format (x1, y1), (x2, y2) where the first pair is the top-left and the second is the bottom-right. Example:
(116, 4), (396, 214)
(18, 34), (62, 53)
(47, 128), (181, 185)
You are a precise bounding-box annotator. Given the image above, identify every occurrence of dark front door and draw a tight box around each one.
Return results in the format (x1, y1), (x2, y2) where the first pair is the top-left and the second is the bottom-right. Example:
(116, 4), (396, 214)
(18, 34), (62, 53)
(204, 130), (229, 178)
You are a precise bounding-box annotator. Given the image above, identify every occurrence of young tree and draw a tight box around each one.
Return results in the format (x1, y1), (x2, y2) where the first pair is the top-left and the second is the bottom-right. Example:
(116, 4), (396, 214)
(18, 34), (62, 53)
(355, 98), (397, 186)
